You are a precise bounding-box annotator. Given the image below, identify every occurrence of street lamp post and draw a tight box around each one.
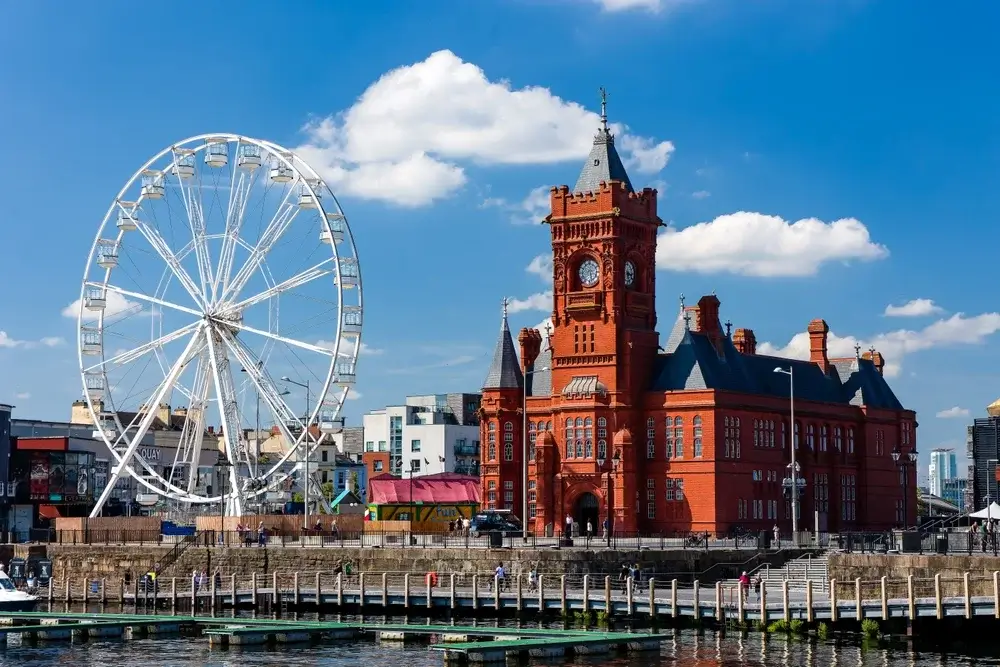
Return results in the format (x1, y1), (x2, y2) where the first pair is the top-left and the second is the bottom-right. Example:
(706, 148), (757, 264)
(773, 366), (799, 545)
(214, 451), (232, 519)
(522, 366), (549, 540)
(281, 376), (311, 530)
(891, 445), (919, 527)
(596, 448), (621, 548)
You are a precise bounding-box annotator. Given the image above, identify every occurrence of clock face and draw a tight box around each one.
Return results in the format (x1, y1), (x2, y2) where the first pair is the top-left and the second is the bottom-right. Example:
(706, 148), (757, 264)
(578, 259), (600, 288)
(624, 261), (636, 287)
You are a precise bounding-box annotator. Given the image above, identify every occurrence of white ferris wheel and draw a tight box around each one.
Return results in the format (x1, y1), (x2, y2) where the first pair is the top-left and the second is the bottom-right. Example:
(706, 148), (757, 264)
(75, 134), (363, 517)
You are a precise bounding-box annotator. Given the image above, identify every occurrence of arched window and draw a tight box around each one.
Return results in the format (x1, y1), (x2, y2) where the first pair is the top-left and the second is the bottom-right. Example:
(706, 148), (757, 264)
(847, 427), (855, 454)
(487, 422), (497, 461)
(693, 415), (703, 458)
(834, 426), (843, 451)
(504, 422), (513, 432)
(504, 442), (513, 461)
(673, 416), (684, 458)
(528, 422), (537, 461)
(794, 421), (800, 449)
(646, 417), (656, 459)
(488, 443), (497, 460)
(820, 425), (828, 452)
(564, 419), (573, 457)
(597, 416), (607, 439)
(585, 439), (593, 458)
(807, 424), (815, 450)
(585, 417), (593, 427)
(575, 417), (584, 427)
(665, 415), (673, 458)
(576, 440), (584, 458)
(597, 439), (607, 461)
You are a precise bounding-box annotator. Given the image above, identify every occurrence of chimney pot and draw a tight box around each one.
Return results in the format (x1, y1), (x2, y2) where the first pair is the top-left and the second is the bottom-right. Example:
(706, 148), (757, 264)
(732, 328), (757, 355)
(807, 318), (830, 373)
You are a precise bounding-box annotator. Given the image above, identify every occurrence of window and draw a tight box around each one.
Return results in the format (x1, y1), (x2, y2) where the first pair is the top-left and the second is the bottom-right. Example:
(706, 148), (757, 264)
(834, 427), (843, 452)
(820, 425), (828, 452)
(781, 421), (786, 449)
(647, 503), (656, 519)
(737, 498), (747, 519)
(676, 479), (684, 500)
(902, 422), (912, 446)
(411, 459), (421, 472)
(793, 422), (800, 450)
(321, 450), (329, 462)
(528, 480), (537, 518)
(813, 473), (829, 513)
(411, 439), (421, 452)
(674, 416), (684, 458)
(693, 415), (703, 458)
(646, 417), (655, 459)
(565, 418), (574, 458)
(752, 470), (763, 481)
(374, 460), (384, 472)
(724, 416), (741, 459)
(840, 474), (857, 522)
(378, 440), (387, 452)
(597, 439), (607, 461)
(665, 416), (674, 459)
(875, 428), (885, 456)
(488, 422), (497, 461)
(575, 418), (585, 458)
(504, 442), (513, 461)
(585, 439), (593, 458)
(848, 427), (855, 455)
(666, 478), (674, 501)
(487, 480), (497, 507)
(597, 417), (607, 439)
(365, 441), (374, 452)
(664, 478), (684, 501)
(646, 478), (655, 501)
(753, 419), (759, 448)
(528, 422), (537, 461)
(806, 424), (815, 450)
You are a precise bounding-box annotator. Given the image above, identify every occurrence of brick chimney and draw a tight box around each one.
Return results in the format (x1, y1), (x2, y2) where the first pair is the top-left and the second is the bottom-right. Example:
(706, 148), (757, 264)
(698, 294), (724, 355)
(807, 319), (830, 373)
(867, 351), (885, 376)
(517, 327), (542, 373)
(732, 328), (757, 355)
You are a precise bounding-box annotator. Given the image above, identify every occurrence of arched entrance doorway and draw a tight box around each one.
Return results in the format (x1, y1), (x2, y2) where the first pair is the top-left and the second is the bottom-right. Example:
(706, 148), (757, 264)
(574, 492), (600, 533)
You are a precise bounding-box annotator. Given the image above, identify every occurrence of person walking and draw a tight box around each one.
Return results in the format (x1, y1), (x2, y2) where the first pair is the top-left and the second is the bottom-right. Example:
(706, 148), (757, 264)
(586, 520), (593, 539)
(772, 524), (780, 548)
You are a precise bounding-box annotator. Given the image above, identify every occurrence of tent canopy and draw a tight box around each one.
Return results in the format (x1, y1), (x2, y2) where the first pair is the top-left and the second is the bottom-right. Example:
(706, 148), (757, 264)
(969, 502), (1000, 519)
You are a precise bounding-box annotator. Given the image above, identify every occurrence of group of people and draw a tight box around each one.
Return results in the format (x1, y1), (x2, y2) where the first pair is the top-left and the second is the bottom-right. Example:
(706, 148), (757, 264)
(738, 570), (764, 600)
(191, 569), (224, 592)
(234, 522), (269, 547)
(564, 515), (610, 539)
(970, 520), (999, 552)
(448, 517), (471, 534)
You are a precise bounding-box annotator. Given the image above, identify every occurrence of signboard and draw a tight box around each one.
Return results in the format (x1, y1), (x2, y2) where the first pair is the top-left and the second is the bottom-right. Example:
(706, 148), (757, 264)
(31, 559), (52, 584)
(8, 558), (25, 581)
(137, 447), (161, 463)
(27, 451), (96, 502)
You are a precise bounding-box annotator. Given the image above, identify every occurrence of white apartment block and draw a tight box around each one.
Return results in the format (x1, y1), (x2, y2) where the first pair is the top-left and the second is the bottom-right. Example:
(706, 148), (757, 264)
(362, 393), (482, 477)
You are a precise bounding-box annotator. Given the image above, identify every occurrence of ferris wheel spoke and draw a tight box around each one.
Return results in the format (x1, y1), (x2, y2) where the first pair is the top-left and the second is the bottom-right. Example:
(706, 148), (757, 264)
(168, 351), (212, 493)
(222, 319), (335, 357)
(90, 325), (206, 517)
(222, 257), (335, 314)
(132, 216), (207, 310)
(220, 192), (300, 304)
(204, 327), (249, 515)
(176, 176), (215, 306)
(85, 321), (200, 373)
(213, 170), (254, 305)
(95, 282), (203, 319)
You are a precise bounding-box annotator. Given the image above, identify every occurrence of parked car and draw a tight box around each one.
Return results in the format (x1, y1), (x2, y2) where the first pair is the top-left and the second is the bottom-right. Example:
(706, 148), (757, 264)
(469, 511), (523, 538)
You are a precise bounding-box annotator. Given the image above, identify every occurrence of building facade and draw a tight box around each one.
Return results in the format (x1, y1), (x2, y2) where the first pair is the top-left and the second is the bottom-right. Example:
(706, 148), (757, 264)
(941, 477), (967, 513)
(966, 407), (1000, 512)
(928, 448), (958, 497)
(479, 112), (917, 536)
(362, 394), (481, 477)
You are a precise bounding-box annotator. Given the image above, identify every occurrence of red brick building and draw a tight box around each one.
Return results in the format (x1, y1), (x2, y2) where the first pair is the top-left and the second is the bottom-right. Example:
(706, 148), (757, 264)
(479, 111), (917, 537)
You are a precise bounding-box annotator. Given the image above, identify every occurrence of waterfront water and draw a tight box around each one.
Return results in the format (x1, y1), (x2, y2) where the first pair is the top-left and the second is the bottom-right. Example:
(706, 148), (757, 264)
(0, 628), (998, 666)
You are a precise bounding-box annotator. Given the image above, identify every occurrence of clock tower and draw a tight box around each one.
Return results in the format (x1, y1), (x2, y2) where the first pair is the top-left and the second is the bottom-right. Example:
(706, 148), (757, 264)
(546, 92), (662, 407)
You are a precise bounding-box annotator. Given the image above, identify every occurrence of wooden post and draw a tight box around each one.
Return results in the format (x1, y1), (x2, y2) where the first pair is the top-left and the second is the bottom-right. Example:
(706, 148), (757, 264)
(854, 577), (862, 621)
(649, 579), (656, 619)
(880, 577), (888, 620)
(337, 572), (343, 607)
(692, 580), (701, 620)
(934, 573), (943, 620)
(83, 578), (89, 604)
(994, 571), (1000, 620)
(582, 574), (590, 612)
(382, 573), (388, 608)
(537, 574), (544, 612)
(515, 574), (523, 611)
(359, 572), (366, 608)
(626, 577), (634, 616)
(449, 573), (456, 610)
(315, 572), (322, 607)
(251, 573), (257, 608)
(560, 575), (567, 614)
(404, 573), (411, 609)
(760, 581), (768, 624)
(715, 581), (723, 622)
(827, 579), (835, 622)
(191, 575), (197, 610)
(65, 578), (71, 603)
(101, 578), (107, 605)
(171, 577), (177, 611)
(211, 573), (217, 612)
(133, 577), (139, 607)
(272, 572), (278, 609)
(293, 572), (300, 607)
(782, 581), (790, 623)
(964, 572), (971, 619)
(806, 580), (815, 623)
(671, 579), (678, 619)
(737, 582), (745, 623)
(52, 579), (57, 604)
(472, 574), (479, 610)
(231, 574), (237, 608)
(604, 576), (612, 615)
(908, 575), (916, 620)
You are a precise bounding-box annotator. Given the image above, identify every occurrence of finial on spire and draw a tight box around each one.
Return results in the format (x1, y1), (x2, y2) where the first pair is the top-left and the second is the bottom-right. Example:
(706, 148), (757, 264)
(502, 297), (509, 319)
(869, 345), (876, 358)
(854, 343), (861, 358)
(543, 321), (553, 350)
(683, 310), (692, 331)
(599, 87), (609, 133)
(679, 293), (686, 310)
(725, 320), (733, 337)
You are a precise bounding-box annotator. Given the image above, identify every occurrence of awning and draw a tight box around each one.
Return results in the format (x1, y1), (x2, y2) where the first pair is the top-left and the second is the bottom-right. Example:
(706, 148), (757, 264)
(38, 505), (62, 520)
(561, 376), (607, 397)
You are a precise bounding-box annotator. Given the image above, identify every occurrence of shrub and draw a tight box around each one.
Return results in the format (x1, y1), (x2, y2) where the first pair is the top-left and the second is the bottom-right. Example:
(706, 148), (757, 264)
(861, 619), (880, 639)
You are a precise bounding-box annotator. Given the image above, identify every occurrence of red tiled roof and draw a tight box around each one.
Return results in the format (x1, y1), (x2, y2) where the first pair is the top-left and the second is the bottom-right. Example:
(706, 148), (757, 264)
(369, 473), (480, 504)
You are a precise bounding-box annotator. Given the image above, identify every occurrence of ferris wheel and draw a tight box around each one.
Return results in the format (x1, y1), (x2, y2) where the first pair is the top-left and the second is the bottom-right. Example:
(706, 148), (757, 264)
(75, 134), (363, 517)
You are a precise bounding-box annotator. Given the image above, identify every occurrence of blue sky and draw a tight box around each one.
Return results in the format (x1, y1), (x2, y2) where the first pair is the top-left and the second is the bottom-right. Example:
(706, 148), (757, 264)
(1, 0), (998, 481)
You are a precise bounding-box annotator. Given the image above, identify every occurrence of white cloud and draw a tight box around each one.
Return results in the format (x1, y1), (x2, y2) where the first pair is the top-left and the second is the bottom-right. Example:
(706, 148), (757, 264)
(656, 212), (889, 277)
(533, 317), (554, 338)
(62, 291), (141, 321)
(884, 298), (944, 318)
(936, 407), (970, 419)
(14, 392), (30, 400)
(0, 331), (66, 350)
(346, 388), (362, 401)
(526, 254), (553, 281)
(296, 50), (673, 207)
(691, 190), (711, 200)
(508, 291), (552, 314)
(317, 339), (384, 357)
(758, 312), (1000, 378)
(482, 186), (551, 225)
(592, 0), (700, 12)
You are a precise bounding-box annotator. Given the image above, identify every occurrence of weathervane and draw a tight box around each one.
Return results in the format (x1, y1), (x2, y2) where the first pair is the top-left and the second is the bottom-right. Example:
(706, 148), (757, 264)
(599, 87), (609, 132)
(854, 343), (861, 358)
(502, 297), (509, 319)
(683, 310), (692, 331)
(679, 293), (686, 310)
(724, 320), (733, 337)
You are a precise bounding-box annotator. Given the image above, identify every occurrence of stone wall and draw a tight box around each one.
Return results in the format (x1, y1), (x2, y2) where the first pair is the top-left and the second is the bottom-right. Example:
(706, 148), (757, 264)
(41, 543), (803, 582)
(829, 553), (1000, 597)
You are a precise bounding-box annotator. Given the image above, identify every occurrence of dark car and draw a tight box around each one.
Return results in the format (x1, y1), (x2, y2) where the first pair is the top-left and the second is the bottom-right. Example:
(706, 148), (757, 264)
(469, 511), (523, 538)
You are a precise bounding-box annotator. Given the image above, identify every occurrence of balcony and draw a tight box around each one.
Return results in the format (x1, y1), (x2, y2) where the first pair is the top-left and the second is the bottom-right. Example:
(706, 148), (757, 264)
(565, 291), (602, 313)
(454, 443), (480, 457)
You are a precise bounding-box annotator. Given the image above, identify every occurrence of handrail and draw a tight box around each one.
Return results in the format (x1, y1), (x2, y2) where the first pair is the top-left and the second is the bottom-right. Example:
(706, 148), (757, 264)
(153, 530), (207, 576)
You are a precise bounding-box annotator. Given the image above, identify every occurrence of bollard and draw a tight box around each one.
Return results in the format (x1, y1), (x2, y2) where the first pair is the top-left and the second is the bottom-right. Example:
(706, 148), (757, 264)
(782, 581), (790, 623)
(583, 574), (590, 612)
(671, 579), (678, 619)
(560, 575), (567, 614)
(231, 574), (237, 608)
(538, 574), (544, 612)
(315, 572), (322, 607)
(880, 577), (888, 620)
(855, 578), (862, 621)
(604, 576), (612, 615)
(692, 580), (701, 620)
(293, 572), (300, 607)
(649, 578), (656, 618)
(251, 572), (258, 609)
(337, 572), (343, 607)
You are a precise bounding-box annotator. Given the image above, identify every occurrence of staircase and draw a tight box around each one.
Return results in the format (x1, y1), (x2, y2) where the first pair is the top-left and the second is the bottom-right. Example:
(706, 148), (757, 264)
(761, 553), (830, 592)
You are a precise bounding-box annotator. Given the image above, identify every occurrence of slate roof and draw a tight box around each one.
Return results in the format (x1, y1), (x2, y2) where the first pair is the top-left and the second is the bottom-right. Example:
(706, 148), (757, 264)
(526, 331), (553, 398)
(482, 310), (523, 390)
(649, 310), (905, 410)
(574, 127), (634, 194)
